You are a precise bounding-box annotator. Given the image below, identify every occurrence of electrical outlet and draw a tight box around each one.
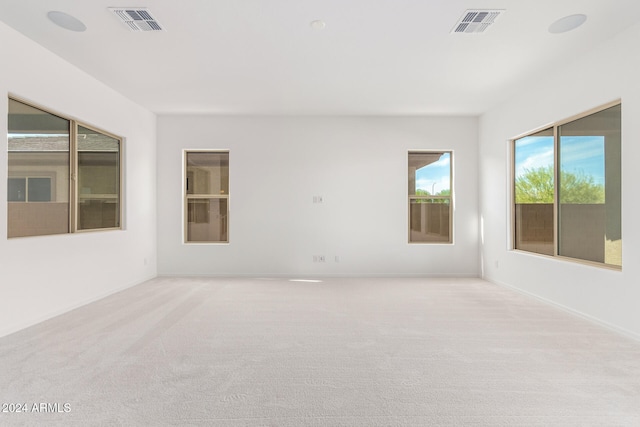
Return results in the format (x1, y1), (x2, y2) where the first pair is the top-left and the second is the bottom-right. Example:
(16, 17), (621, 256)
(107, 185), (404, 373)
(313, 255), (326, 262)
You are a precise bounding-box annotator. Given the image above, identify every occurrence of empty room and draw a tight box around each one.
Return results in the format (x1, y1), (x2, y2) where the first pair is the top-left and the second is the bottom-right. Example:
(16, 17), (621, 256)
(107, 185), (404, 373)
(1, 0), (640, 425)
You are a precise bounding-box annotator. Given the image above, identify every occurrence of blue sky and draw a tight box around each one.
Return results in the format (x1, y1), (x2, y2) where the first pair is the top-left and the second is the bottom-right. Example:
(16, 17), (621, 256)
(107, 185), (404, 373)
(415, 153), (450, 194)
(515, 135), (605, 186)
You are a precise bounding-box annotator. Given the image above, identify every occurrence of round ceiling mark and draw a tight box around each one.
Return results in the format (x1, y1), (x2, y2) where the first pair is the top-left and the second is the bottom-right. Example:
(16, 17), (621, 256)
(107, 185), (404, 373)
(548, 14), (587, 34)
(310, 20), (326, 30)
(47, 11), (87, 32)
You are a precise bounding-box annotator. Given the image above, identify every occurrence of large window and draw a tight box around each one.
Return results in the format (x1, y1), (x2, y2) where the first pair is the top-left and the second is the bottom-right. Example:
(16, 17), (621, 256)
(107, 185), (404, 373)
(7, 98), (122, 238)
(513, 102), (621, 268)
(408, 151), (452, 243)
(184, 151), (229, 243)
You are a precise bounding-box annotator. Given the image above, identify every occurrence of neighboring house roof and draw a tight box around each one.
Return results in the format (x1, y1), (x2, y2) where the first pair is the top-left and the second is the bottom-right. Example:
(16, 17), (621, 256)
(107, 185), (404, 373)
(8, 135), (119, 152)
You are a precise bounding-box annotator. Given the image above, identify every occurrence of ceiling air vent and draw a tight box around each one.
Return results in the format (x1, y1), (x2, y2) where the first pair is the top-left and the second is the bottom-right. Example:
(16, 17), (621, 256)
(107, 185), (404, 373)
(109, 8), (165, 31)
(452, 10), (504, 34)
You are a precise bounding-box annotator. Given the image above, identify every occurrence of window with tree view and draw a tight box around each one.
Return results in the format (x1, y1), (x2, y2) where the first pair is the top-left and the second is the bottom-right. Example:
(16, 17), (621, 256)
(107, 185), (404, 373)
(408, 151), (452, 243)
(513, 102), (621, 267)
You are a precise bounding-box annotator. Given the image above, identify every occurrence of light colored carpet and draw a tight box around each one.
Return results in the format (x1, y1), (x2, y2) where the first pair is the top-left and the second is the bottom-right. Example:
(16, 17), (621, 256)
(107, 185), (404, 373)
(1, 277), (640, 426)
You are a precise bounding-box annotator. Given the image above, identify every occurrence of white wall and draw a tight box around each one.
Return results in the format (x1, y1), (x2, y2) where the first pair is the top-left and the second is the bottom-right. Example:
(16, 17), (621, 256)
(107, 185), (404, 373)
(479, 22), (640, 338)
(0, 23), (157, 337)
(158, 115), (479, 277)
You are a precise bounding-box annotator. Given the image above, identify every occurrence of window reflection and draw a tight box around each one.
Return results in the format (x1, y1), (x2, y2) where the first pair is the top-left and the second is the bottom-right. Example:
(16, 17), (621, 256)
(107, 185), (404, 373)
(558, 104), (621, 266)
(185, 151), (229, 243)
(7, 99), (70, 237)
(77, 125), (121, 230)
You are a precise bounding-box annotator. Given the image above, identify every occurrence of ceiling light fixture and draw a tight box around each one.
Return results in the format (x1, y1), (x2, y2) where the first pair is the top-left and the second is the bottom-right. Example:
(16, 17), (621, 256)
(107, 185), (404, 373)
(310, 20), (326, 30)
(47, 11), (86, 32)
(548, 14), (587, 34)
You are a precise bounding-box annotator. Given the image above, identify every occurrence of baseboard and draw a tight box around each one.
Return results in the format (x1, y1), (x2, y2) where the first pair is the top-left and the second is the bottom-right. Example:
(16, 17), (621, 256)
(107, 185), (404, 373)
(0, 273), (158, 339)
(157, 273), (481, 279)
(485, 275), (640, 343)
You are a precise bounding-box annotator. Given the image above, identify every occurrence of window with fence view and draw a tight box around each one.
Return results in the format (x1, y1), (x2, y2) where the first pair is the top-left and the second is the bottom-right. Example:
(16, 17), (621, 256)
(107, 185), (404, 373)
(408, 151), (452, 243)
(513, 102), (621, 267)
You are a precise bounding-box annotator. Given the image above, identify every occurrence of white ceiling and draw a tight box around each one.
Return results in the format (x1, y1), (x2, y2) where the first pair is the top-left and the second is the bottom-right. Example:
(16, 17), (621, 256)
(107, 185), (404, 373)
(1, 0), (639, 116)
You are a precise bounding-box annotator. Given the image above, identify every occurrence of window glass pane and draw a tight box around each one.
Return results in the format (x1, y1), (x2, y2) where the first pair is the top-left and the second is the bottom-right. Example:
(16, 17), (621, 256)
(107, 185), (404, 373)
(186, 152), (229, 195)
(27, 177), (51, 201)
(185, 151), (229, 243)
(408, 151), (452, 243)
(8, 178), (26, 202)
(8, 99), (70, 237)
(558, 105), (621, 266)
(77, 126), (120, 230)
(409, 198), (450, 242)
(513, 128), (554, 256)
(409, 152), (450, 196)
(187, 198), (228, 242)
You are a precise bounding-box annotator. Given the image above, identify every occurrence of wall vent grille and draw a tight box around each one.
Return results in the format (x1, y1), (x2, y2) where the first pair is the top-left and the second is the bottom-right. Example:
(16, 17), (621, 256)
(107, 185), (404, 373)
(452, 10), (504, 34)
(109, 8), (165, 32)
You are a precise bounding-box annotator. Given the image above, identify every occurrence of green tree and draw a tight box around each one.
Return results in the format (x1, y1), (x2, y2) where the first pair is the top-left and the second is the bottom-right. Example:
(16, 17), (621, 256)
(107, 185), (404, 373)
(515, 166), (554, 203)
(560, 171), (604, 204)
(515, 166), (604, 204)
